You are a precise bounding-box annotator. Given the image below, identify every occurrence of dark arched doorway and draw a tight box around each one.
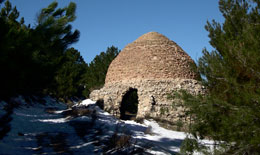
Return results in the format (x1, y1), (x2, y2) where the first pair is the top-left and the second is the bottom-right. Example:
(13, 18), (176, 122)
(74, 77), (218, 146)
(120, 88), (138, 120)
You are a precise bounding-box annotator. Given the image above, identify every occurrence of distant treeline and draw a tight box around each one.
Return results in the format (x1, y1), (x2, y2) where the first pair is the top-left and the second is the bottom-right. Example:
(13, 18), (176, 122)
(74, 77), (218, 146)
(0, 0), (119, 101)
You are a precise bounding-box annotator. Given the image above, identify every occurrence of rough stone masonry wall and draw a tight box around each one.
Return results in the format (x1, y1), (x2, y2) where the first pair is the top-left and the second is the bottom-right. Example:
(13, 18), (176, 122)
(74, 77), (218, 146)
(105, 39), (199, 84)
(90, 32), (203, 125)
(90, 78), (205, 123)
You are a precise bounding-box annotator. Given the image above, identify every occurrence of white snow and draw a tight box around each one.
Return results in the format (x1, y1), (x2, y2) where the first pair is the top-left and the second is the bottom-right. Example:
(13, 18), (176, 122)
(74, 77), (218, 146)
(70, 141), (98, 149)
(76, 98), (216, 154)
(121, 119), (185, 154)
(122, 118), (217, 154)
(53, 109), (72, 114)
(74, 99), (96, 107)
(24, 146), (43, 151)
(14, 112), (39, 117)
(37, 116), (71, 123)
(4, 96), (216, 154)
(122, 119), (218, 154)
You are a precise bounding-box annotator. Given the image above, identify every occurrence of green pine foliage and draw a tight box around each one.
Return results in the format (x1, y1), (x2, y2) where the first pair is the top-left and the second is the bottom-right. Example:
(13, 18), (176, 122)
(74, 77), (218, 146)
(0, 0), (33, 98)
(0, 0), (119, 101)
(31, 1), (80, 94)
(53, 48), (87, 100)
(82, 46), (120, 97)
(173, 0), (260, 154)
(0, 0), (83, 100)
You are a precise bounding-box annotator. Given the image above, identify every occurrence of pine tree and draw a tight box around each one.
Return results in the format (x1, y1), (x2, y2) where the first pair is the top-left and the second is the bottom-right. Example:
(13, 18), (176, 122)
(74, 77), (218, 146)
(175, 0), (260, 154)
(31, 1), (80, 93)
(0, 0), (31, 98)
(54, 48), (87, 100)
(82, 46), (120, 97)
(0, 1), (84, 100)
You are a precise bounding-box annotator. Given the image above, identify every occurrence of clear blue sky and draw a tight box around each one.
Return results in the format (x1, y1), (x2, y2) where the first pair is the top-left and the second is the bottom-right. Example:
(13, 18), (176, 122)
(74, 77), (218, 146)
(10, 0), (224, 63)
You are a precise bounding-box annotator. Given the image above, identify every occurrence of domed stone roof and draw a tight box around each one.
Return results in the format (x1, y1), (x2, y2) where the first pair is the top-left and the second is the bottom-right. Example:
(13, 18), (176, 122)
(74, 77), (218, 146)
(105, 32), (198, 84)
(91, 32), (204, 124)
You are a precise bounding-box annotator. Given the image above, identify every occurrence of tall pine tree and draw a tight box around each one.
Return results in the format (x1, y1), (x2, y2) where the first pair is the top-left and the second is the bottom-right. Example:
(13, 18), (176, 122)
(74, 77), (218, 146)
(175, 0), (260, 154)
(0, 1), (85, 100)
(54, 48), (87, 100)
(0, 0), (31, 98)
(31, 1), (80, 94)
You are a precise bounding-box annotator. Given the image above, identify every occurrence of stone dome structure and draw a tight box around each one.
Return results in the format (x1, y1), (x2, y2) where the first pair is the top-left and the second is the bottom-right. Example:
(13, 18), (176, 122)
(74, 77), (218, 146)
(105, 32), (198, 84)
(90, 32), (204, 125)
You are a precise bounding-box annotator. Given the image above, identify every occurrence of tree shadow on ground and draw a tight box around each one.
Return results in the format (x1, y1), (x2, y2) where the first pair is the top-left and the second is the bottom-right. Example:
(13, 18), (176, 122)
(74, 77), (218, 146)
(68, 106), (183, 154)
(0, 97), (24, 140)
(142, 137), (182, 154)
(35, 132), (73, 155)
(0, 97), (184, 155)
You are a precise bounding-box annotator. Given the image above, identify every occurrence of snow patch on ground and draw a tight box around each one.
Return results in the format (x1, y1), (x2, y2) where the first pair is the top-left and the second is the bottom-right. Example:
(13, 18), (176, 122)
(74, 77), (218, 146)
(74, 99), (96, 107)
(70, 141), (97, 149)
(122, 119), (217, 154)
(0, 97), (216, 155)
(122, 119), (184, 154)
(37, 116), (71, 123)
(53, 109), (72, 114)
(71, 98), (216, 154)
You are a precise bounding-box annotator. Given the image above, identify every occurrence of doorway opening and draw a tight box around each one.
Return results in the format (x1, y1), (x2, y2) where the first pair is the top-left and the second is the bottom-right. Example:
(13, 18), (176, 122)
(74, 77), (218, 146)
(120, 88), (138, 120)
